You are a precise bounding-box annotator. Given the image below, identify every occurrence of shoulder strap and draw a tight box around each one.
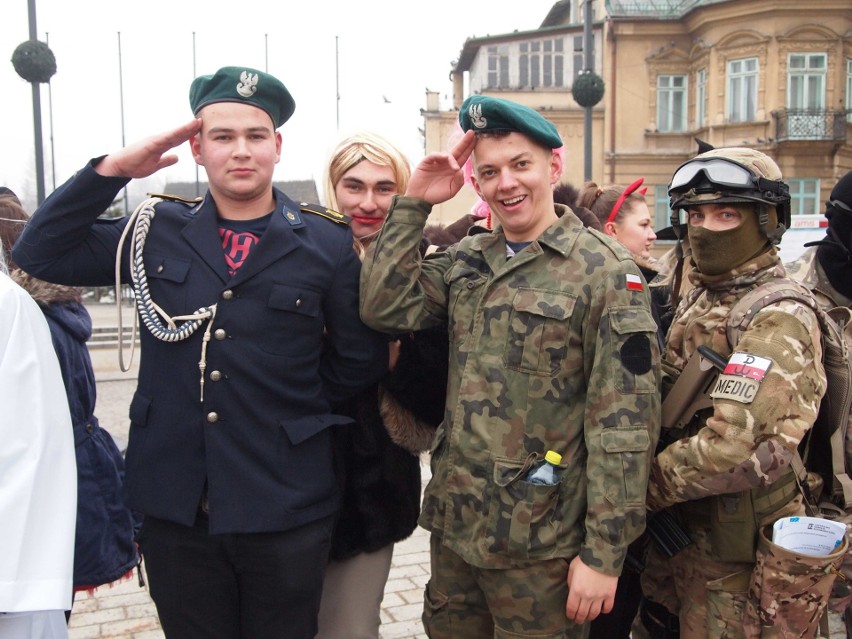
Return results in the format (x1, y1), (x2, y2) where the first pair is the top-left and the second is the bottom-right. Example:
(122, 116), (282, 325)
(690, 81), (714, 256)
(299, 203), (349, 225)
(146, 192), (203, 205)
(726, 279), (819, 348)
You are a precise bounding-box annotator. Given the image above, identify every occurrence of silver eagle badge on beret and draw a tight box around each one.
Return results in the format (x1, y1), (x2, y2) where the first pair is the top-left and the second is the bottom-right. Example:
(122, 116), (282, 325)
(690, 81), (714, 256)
(236, 71), (259, 98)
(469, 103), (487, 129)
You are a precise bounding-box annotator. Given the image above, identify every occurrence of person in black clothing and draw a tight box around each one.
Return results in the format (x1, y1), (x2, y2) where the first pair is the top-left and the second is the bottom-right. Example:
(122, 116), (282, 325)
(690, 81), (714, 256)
(317, 131), (446, 639)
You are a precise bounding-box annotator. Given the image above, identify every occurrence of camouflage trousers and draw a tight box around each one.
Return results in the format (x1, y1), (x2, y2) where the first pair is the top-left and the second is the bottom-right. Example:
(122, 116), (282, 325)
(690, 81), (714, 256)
(422, 534), (589, 638)
(634, 524), (847, 639)
(827, 514), (852, 638)
(634, 527), (752, 639)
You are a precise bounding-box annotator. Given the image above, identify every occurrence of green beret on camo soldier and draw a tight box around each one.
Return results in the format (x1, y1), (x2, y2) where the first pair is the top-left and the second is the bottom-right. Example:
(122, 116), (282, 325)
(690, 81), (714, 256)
(459, 94), (563, 150)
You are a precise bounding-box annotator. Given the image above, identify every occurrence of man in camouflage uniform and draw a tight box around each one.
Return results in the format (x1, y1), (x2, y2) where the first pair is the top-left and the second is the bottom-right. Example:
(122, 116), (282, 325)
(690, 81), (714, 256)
(359, 95), (661, 637)
(786, 170), (852, 638)
(636, 148), (827, 639)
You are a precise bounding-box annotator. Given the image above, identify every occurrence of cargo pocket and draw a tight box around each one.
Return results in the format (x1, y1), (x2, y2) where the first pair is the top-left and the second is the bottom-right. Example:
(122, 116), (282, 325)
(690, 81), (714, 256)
(706, 570), (750, 639)
(485, 456), (563, 558)
(743, 524), (848, 639)
(601, 429), (652, 505)
(504, 288), (575, 376)
(423, 579), (450, 638)
(608, 307), (657, 394)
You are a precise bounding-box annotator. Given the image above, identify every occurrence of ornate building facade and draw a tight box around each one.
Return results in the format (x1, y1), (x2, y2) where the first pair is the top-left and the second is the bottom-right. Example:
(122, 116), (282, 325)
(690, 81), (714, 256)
(423, 0), (851, 245)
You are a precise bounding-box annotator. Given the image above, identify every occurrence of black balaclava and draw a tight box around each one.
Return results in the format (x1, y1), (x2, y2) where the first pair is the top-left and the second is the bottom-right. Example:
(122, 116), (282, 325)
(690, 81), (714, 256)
(812, 172), (852, 298)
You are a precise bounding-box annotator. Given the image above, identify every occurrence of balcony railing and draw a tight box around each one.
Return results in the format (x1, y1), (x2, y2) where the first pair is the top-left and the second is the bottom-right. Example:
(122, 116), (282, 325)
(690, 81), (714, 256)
(773, 108), (848, 142)
(605, 0), (731, 18)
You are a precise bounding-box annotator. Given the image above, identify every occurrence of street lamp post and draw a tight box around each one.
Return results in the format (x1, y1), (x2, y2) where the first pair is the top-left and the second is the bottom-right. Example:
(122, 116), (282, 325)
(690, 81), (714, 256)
(28, 0), (46, 204)
(573, 0), (605, 182)
(12, 0), (56, 205)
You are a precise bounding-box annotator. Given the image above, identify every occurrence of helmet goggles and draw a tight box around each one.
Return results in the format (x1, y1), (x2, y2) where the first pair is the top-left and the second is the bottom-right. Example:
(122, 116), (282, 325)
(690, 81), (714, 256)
(669, 158), (757, 195)
(668, 156), (789, 211)
(667, 154), (791, 243)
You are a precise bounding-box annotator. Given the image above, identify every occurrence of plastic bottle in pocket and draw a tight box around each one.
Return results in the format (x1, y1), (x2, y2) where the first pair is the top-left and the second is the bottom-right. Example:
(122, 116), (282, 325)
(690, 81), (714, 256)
(526, 450), (562, 485)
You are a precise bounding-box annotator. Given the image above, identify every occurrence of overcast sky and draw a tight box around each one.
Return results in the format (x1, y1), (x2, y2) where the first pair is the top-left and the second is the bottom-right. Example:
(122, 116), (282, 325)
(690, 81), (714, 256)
(3, 0), (557, 208)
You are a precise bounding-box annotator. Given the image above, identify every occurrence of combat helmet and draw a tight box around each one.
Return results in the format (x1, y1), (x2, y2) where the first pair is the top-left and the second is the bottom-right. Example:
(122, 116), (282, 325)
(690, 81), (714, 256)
(668, 147), (790, 244)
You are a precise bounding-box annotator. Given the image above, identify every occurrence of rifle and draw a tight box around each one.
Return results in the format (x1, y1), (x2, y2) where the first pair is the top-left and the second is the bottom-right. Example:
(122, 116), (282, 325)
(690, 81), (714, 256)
(645, 510), (693, 559)
(661, 345), (727, 431)
(648, 345), (728, 558)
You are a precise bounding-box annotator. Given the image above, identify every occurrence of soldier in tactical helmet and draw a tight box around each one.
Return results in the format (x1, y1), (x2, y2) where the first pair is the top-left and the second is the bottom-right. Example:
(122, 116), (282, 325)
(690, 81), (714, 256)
(360, 95), (661, 637)
(635, 147), (827, 639)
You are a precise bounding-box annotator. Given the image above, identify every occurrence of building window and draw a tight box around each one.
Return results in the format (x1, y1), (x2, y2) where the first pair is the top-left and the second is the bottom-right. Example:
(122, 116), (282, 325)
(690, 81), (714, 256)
(787, 53), (827, 138)
(846, 59), (852, 123)
(657, 75), (687, 132)
(520, 39), (565, 88)
(487, 46), (509, 89)
(654, 188), (673, 231)
(727, 57), (758, 122)
(574, 37), (582, 80)
(695, 68), (707, 128)
(788, 53), (826, 110)
(788, 178), (820, 216)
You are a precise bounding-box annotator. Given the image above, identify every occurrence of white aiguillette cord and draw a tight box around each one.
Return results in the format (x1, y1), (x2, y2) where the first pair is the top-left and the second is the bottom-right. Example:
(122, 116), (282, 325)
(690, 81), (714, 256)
(115, 197), (218, 401)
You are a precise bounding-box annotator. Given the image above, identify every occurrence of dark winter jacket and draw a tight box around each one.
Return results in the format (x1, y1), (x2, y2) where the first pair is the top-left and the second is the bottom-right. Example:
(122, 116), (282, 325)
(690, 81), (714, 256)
(330, 378), (423, 561)
(12, 271), (138, 589)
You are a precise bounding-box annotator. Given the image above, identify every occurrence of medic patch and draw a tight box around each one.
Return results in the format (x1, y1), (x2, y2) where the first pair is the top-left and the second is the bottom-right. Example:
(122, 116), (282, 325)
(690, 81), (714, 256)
(626, 273), (643, 291)
(709, 352), (772, 404)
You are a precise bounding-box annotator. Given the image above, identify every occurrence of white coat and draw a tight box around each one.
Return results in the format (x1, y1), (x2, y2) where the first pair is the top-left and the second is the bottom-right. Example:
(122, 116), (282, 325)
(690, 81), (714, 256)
(0, 273), (76, 613)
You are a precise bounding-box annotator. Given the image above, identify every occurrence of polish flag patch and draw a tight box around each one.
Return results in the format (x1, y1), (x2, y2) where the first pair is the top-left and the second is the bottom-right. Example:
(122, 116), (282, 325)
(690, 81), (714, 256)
(626, 273), (644, 291)
(722, 352), (772, 381)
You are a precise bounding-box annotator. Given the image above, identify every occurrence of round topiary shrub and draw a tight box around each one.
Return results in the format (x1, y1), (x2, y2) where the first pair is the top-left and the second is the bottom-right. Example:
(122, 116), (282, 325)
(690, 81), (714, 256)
(572, 71), (605, 108)
(12, 40), (57, 83)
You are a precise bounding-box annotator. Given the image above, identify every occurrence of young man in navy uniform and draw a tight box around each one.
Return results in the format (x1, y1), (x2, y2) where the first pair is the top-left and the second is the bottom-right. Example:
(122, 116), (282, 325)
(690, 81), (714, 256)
(12, 66), (389, 639)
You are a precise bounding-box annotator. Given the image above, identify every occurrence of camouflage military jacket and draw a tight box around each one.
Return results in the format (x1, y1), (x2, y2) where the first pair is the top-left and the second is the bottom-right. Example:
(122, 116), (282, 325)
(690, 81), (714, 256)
(648, 249), (826, 510)
(360, 197), (661, 575)
(786, 246), (852, 310)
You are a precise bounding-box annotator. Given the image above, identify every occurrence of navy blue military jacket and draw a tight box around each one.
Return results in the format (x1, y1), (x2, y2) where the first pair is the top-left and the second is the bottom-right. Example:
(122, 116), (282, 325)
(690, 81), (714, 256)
(13, 160), (389, 534)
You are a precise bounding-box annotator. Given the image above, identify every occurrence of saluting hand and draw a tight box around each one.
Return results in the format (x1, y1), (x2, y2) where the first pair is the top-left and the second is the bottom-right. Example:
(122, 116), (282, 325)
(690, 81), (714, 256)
(95, 118), (203, 179)
(405, 130), (476, 205)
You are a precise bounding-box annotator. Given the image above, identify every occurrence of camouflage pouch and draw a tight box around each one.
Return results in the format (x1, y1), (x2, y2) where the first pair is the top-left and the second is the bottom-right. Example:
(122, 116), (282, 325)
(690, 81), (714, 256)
(710, 493), (760, 563)
(743, 524), (848, 639)
(706, 570), (750, 639)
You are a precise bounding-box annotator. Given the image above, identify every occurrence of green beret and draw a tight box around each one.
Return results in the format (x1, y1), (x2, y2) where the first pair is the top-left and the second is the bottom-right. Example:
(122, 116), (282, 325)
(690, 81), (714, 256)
(459, 95), (562, 149)
(189, 66), (295, 129)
